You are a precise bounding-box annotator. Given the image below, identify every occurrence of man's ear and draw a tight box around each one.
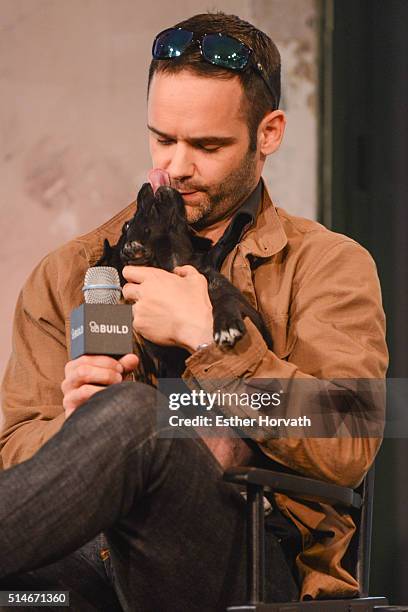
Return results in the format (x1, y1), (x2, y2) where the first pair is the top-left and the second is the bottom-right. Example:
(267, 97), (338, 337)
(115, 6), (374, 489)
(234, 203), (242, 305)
(258, 110), (286, 156)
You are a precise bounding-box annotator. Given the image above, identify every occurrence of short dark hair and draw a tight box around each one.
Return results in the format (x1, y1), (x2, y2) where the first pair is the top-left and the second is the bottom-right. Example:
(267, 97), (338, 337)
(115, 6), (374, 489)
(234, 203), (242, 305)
(147, 12), (281, 151)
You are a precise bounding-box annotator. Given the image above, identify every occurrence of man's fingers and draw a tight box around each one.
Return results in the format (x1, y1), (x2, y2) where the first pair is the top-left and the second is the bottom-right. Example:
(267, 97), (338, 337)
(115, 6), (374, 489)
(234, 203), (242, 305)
(118, 353), (139, 373)
(65, 355), (124, 376)
(74, 365), (122, 386)
(63, 384), (107, 419)
(122, 282), (142, 303)
(62, 353), (138, 419)
(122, 265), (163, 283)
(67, 384), (107, 405)
(61, 364), (122, 394)
(63, 353), (138, 393)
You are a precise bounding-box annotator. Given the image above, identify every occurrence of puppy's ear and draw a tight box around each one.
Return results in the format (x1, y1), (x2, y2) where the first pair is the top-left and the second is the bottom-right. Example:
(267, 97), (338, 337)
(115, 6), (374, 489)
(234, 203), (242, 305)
(96, 239), (114, 266)
(103, 238), (112, 254)
(136, 182), (155, 214)
(156, 185), (185, 206)
(154, 185), (186, 224)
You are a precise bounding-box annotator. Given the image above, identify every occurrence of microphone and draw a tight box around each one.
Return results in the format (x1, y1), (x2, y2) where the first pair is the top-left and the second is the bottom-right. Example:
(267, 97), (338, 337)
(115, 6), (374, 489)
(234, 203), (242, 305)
(82, 266), (122, 304)
(70, 266), (134, 359)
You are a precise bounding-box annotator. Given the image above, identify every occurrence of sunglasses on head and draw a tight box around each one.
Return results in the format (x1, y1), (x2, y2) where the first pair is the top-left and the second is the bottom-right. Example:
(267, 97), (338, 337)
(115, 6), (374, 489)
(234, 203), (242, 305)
(152, 27), (279, 108)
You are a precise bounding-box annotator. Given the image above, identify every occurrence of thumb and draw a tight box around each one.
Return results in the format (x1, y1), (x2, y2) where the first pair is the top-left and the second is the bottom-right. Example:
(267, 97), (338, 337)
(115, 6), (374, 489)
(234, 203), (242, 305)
(118, 353), (139, 373)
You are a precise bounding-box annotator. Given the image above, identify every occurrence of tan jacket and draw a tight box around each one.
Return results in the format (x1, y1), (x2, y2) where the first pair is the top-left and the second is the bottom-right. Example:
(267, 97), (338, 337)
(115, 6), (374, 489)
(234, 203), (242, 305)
(0, 185), (388, 600)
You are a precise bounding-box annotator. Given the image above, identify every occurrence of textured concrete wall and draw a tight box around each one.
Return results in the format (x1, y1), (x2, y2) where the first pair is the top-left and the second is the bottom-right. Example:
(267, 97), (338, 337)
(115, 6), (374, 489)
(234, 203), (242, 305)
(0, 0), (318, 379)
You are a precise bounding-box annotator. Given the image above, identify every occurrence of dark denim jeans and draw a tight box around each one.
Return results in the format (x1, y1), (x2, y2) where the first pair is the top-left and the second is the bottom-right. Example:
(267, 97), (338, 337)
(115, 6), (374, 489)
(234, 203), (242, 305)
(0, 382), (299, 611)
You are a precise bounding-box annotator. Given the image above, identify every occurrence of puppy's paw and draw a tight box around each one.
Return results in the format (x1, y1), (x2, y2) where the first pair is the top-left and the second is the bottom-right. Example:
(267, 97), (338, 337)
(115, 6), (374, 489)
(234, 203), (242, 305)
(213, 315), (246, 347)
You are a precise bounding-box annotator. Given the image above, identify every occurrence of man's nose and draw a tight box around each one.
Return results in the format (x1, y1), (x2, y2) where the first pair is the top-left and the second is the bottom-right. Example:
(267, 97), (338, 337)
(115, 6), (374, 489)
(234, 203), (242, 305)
(167, 143), (194, 181)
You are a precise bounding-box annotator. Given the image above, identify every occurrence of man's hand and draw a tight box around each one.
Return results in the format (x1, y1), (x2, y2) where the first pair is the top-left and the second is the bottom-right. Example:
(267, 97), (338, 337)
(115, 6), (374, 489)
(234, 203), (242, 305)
(122, 265), (214, 352)
(61, 353), (139, 419)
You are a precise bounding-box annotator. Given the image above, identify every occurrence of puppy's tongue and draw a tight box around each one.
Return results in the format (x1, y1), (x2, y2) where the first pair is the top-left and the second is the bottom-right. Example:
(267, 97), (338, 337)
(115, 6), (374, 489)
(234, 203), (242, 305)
(148, 168), (170, 194)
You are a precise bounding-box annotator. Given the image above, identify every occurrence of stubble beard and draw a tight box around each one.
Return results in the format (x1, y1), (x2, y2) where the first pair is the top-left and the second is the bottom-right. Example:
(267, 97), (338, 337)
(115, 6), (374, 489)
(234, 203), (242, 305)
(183, 147), (259, 229)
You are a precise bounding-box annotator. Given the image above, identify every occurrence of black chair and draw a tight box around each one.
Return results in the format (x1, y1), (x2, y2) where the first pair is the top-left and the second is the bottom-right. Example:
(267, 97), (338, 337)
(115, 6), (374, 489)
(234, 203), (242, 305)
(223, 465), (407, 611)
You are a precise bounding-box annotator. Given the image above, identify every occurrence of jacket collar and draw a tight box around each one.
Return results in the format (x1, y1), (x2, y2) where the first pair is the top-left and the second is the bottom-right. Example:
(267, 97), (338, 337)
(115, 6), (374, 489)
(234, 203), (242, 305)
(238, 179), (288, 258)
(206, 180), (261, 270)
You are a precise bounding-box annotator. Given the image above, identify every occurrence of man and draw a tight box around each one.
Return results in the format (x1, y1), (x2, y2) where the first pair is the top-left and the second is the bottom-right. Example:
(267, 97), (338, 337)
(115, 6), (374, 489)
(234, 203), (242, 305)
(0, 11), (388, 611)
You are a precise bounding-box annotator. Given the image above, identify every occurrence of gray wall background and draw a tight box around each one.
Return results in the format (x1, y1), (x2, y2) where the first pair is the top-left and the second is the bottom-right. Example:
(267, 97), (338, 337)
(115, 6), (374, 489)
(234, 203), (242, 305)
(0, 0), (318, 379)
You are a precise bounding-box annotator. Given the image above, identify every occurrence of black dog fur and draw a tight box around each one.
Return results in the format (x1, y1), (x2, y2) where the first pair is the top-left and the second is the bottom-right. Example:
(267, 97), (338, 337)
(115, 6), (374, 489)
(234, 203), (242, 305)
(96, 183), (272, 378)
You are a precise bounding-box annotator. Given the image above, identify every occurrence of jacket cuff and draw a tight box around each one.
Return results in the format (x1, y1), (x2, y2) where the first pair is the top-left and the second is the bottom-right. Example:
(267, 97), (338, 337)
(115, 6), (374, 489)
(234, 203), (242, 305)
(182, 317), (269, 387)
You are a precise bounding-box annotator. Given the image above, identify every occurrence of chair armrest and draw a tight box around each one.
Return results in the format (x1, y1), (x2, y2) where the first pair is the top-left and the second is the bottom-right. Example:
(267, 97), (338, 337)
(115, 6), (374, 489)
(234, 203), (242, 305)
(223, 467), (362, 509)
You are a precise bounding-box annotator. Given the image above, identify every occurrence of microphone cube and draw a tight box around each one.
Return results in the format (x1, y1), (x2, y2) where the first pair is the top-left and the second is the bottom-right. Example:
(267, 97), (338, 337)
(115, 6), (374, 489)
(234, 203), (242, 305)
(70, 303), (134, 359)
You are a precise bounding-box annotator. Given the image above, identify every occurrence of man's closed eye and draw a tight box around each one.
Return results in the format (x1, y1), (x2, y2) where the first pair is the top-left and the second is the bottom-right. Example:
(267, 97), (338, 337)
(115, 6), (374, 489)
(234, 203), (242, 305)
(157, 139), (220, 153)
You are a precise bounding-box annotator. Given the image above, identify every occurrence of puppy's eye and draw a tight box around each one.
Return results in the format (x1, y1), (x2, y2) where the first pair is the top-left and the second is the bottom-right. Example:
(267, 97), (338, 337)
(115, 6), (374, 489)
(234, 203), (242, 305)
(122, 221), (130, 233)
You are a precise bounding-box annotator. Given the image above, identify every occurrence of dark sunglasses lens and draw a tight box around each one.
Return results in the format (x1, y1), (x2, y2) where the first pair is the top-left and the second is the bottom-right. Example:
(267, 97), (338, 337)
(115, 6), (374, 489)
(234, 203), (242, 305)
(202, 34), (250, 69)
(153, 29), (193, 59)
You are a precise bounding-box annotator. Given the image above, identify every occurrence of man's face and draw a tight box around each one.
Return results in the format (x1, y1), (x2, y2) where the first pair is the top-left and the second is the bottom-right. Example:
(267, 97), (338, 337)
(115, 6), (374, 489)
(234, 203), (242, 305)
(147, 71), (261, 228)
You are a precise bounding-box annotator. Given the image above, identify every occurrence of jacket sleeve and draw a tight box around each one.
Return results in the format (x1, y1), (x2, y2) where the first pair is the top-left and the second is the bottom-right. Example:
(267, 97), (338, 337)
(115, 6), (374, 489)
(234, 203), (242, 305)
(182, 240), (389, 488)
(0, 253), (77, 469)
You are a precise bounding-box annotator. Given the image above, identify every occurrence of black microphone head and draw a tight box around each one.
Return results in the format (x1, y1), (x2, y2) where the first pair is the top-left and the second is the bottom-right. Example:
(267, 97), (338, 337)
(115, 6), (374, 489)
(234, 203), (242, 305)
(83, 267), (122, 304)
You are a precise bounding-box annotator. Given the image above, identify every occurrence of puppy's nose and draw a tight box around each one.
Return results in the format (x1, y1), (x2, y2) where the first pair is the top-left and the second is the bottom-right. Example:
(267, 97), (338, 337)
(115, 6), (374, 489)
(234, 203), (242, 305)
(122, 241), (145, 259)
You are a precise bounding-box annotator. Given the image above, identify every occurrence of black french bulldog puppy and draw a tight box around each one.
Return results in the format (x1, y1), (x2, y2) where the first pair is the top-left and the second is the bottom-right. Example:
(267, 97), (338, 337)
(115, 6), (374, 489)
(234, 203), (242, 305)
(97, 183), (272, 377)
